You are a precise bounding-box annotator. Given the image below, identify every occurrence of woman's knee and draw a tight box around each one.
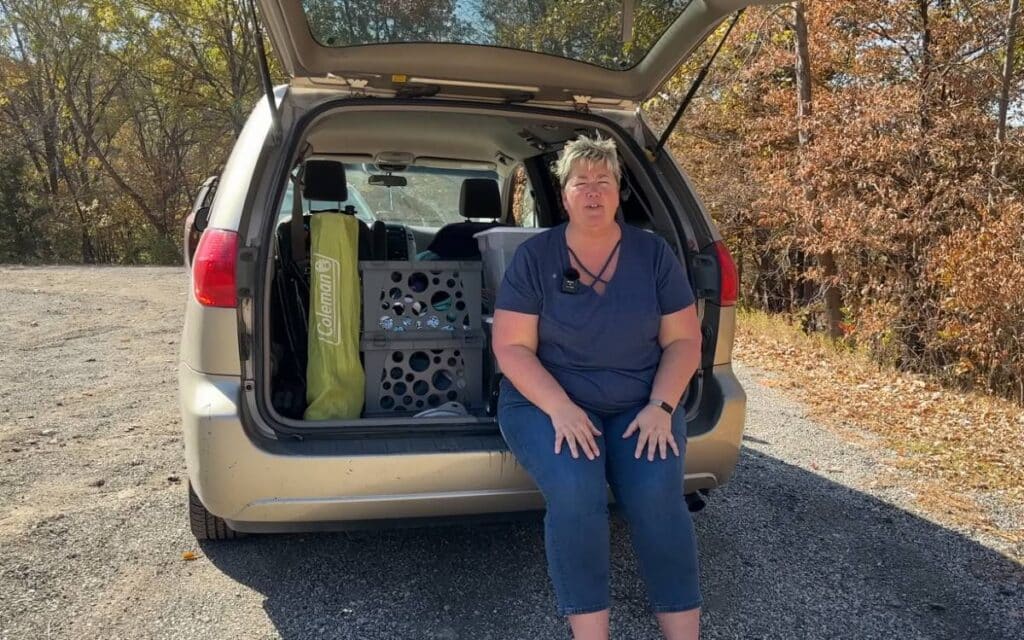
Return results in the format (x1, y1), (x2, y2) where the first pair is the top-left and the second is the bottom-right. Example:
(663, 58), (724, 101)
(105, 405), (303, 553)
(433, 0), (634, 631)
(498, 402), (556, 469)
(612, 470), (686, 519)
(500, 400), (608, 515)
(542, 469), (608, 516)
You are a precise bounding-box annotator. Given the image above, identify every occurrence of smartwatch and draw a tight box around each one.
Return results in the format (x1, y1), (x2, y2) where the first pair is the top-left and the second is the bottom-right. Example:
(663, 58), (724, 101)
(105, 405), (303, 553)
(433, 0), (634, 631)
(649, 399), (674, 416)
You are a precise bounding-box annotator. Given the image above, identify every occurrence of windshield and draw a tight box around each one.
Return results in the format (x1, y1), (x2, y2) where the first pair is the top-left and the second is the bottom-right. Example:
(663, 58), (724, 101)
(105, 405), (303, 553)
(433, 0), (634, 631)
(348, 164), (499, 228)
(300, 0), (694, 71)
(277, 181), (377, 225)
(279, 165), (500, 228)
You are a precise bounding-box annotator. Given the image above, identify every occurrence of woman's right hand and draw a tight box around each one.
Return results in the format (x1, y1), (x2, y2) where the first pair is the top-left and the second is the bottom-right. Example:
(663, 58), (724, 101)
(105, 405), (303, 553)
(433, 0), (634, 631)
(548, 402), (602, 460)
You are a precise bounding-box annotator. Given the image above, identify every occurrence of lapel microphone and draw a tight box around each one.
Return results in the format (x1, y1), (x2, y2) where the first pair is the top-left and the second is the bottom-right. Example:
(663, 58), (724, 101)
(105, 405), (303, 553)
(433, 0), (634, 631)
(561, 268), (581, 294)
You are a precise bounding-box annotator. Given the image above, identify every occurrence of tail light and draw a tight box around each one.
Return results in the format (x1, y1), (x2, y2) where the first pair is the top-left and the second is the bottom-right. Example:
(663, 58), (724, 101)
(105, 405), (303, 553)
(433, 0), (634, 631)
(712, 240), (738, 306)
(192, 228), (238, 308)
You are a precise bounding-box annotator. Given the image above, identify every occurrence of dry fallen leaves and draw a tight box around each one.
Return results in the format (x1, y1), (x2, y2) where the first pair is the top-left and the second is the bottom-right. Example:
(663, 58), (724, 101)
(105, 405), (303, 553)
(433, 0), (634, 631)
(736, 309), (1024, 556)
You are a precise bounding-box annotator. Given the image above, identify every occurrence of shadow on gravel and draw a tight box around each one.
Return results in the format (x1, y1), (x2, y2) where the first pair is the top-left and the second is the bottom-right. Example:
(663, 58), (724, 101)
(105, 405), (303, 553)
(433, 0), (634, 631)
(200, 448), (1023, 640)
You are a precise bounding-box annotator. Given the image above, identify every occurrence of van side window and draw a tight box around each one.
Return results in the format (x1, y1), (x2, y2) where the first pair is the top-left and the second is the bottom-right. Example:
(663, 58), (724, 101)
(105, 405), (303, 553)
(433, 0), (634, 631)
(510, 165), (537, 228)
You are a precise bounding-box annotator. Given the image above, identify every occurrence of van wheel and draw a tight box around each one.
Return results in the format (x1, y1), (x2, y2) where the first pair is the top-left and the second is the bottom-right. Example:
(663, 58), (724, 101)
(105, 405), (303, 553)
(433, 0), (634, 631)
(188, 482), (245, 540)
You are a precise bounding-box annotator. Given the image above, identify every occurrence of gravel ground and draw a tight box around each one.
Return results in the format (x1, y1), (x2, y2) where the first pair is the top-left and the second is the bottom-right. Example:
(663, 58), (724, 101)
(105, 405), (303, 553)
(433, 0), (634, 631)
(0, 266), (1020, 640)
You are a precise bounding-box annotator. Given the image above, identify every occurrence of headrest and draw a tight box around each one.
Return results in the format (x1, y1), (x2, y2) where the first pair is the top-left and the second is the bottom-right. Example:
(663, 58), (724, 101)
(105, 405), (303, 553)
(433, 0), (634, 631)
(303, 160), (347, 202)
(459, 179), (501, 220)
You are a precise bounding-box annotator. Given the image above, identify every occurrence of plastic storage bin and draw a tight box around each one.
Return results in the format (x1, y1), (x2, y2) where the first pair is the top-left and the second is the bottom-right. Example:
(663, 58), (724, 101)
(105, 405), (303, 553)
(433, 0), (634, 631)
(360, 261), (482, 337)
(474, 228), (546, 305)
(361, 335), (484, 416)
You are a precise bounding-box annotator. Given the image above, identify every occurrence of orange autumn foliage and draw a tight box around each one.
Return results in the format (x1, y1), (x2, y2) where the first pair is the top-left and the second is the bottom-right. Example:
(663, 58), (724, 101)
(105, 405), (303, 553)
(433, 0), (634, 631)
(652, 0), (1024, 403)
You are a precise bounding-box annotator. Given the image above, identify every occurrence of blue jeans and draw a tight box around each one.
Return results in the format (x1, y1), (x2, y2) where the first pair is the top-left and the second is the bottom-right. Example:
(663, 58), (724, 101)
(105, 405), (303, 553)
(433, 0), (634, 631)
(498, 393), (702, 616)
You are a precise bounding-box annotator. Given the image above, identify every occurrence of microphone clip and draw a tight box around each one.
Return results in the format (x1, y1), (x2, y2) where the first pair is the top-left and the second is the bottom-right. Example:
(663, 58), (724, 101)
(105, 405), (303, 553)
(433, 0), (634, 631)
(561, 268), (580, 294)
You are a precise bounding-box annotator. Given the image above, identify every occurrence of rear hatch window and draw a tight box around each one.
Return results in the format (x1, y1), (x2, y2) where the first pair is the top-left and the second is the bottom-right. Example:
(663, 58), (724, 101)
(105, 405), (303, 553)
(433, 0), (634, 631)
(301, 0), (694, 70)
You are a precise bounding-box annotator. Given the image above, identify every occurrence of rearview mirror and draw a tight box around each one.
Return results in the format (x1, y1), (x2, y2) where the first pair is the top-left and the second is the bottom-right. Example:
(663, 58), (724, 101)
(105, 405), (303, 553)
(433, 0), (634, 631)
(368, 174), (407, 188)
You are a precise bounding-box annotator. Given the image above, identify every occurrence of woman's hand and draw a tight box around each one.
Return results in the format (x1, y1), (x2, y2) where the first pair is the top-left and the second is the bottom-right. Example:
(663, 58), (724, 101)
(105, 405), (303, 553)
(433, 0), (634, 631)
(622, 405), (680, 461)
(549, 402), (602, 460)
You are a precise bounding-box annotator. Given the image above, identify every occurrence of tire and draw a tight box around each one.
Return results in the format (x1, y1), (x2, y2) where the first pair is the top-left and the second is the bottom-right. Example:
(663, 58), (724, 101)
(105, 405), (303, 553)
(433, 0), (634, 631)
(188, 482), (245, 540)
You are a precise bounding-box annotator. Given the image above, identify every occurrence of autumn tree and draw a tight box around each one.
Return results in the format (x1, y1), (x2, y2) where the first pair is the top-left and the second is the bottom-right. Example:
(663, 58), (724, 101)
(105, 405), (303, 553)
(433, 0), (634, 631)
(666, 0), (1023, 401)
(0, 0), (268, 262)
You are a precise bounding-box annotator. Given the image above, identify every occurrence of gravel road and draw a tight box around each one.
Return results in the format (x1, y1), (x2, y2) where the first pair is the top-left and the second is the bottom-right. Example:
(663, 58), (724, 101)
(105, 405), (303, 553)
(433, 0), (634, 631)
(0, 266), (1020, 640)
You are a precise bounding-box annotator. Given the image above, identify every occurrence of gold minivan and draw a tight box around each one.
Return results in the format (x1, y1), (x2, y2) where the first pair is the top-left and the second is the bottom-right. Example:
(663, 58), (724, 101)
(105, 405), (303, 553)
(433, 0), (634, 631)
(180, 0), (771, 539)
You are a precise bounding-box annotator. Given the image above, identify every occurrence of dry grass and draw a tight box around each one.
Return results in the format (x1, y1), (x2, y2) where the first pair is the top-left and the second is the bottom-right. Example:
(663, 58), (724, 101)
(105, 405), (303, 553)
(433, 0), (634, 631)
(735, 308), (1024, 550)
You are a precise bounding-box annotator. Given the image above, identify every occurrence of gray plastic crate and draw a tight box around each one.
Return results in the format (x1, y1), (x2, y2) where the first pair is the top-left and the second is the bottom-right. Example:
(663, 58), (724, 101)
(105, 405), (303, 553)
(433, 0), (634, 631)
(360, 261), (483, 337)
(362, 335), (485, 416)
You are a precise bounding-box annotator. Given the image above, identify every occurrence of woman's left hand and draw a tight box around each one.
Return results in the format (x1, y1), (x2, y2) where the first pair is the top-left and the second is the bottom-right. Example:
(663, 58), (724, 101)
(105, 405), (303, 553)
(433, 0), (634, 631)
(622, 405), (680, 461)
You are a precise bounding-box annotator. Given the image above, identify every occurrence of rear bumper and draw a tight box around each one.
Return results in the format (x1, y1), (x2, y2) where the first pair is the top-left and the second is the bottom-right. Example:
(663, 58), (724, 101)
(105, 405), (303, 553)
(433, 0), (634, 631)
(179, 363), (746, 530)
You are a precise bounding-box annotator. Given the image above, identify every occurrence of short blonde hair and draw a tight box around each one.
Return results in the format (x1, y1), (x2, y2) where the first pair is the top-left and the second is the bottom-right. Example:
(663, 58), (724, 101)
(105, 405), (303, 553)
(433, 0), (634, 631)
(553, 135), (621, 186)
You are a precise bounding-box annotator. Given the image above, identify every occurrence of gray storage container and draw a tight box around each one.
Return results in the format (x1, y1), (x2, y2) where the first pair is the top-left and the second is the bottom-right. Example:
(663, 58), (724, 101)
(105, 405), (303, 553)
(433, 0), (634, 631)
(361, 334), (485, 416)
(360, 261), (483, 337)
(474, 228), (546, 309)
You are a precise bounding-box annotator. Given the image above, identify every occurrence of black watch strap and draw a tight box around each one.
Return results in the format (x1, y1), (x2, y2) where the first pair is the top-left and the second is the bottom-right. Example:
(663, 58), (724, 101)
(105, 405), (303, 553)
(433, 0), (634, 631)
(650, 399), (674, 415)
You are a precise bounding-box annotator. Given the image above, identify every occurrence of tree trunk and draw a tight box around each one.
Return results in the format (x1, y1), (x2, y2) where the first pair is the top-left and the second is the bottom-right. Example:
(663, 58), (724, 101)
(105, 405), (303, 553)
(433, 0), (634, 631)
(73, 200), (96, 264)
(917, 0), (933, 135)
(794, 2), (813, 148)
(794, 0), (843, 338)
(992, 0), (1021, 181)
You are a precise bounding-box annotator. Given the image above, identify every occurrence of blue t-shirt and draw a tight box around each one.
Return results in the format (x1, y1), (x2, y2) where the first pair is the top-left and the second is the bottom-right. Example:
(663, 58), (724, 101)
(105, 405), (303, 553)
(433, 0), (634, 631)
(495, 222), (696, 413)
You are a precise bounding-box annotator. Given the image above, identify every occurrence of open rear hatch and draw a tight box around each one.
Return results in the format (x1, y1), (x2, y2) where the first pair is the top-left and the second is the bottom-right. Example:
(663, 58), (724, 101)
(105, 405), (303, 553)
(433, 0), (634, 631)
(254, 0), (780, 105)
(238, 0), (776, 436)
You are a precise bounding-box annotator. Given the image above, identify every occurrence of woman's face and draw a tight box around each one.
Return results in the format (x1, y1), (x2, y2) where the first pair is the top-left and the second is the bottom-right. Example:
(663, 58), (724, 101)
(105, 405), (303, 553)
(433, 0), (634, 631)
(561, 160), (620, 231)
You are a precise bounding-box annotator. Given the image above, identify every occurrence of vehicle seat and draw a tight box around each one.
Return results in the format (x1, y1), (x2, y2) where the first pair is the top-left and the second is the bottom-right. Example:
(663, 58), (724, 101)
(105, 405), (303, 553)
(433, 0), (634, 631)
(423, 178), (507, 260)
(303, 160), (373, 260)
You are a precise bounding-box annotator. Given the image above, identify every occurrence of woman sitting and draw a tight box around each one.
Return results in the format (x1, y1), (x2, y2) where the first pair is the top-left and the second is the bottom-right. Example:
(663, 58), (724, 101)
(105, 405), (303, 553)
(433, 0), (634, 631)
(492, 135), (704, 640)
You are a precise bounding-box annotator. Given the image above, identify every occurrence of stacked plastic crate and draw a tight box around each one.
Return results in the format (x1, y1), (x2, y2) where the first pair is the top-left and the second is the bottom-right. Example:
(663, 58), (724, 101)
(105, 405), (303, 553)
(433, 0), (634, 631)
(359, 261), (485, 416)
